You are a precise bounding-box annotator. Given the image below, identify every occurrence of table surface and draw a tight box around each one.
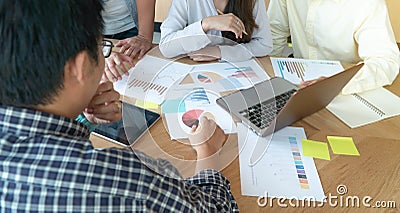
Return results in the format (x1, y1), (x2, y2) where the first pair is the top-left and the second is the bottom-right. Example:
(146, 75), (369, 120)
(91, 47), (400, 212)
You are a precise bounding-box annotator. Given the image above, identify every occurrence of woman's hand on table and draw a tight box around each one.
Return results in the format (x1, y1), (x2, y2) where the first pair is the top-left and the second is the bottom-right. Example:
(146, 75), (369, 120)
(116, 35), (153, 60)
(187, 46), (221, 62)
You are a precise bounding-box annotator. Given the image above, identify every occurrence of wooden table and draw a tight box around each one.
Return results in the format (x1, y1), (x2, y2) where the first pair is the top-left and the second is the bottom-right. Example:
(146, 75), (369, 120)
(91, 48), (400, 212)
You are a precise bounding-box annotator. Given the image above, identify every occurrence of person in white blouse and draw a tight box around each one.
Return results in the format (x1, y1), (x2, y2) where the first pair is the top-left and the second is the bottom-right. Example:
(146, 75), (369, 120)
(159, 0), (273, 62)
(267, 0), (400, 95)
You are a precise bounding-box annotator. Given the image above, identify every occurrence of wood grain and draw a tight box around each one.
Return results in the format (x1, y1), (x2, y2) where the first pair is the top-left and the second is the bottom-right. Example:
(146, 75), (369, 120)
(91, 50), (400, 212)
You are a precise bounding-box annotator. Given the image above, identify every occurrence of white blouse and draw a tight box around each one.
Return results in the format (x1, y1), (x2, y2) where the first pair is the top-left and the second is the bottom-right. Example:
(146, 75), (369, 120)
(159, 0), (273, 62)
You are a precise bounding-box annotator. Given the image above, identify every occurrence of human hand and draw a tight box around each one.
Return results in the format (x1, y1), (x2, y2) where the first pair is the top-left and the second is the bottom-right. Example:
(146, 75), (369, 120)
(187, 46), (221, 62)
(83, 81), (122, 124)
(201, 13), (245, 39)
(104, 51), (135, 82)
(115, 35), (153, 60)
(188, 116), (226, 159)
(299, 76), (327, 87)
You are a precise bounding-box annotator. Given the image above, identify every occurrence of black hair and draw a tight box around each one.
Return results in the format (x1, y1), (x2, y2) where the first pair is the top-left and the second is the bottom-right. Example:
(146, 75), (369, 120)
(0, 0), (104, 106)
(222, 0), (258, 43)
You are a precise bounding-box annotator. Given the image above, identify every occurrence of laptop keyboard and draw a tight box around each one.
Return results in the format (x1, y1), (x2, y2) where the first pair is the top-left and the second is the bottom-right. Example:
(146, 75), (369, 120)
(239, 89), (297, 129)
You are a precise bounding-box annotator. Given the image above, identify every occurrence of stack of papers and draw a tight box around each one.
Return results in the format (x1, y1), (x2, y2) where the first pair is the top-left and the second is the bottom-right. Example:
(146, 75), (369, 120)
(161, 59), (270, 139)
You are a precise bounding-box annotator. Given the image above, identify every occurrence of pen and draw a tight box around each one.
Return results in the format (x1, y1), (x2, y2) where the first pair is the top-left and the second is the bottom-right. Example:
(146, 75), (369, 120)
(216, 9), (248, 36)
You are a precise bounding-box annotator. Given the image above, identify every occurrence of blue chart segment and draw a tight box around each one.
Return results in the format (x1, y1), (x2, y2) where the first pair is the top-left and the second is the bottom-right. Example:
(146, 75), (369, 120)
(188, 88), (210, 104)
(218, 78), (243, 90)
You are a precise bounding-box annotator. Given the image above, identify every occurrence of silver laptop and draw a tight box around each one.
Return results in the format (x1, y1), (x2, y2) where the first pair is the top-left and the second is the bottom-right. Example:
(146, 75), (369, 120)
(217, 63), (363, 137)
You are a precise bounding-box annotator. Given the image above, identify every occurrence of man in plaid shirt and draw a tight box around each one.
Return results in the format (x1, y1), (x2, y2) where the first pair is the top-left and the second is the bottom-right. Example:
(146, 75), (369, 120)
(0, 0), (238, 212)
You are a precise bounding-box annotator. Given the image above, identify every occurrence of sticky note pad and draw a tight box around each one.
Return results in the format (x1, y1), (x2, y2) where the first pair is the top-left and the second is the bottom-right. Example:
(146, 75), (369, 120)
(327, 136), (360, 156)
(302, 139), (330, 160)
(135, 99), (158, 110)
(161, 99), (186, 114)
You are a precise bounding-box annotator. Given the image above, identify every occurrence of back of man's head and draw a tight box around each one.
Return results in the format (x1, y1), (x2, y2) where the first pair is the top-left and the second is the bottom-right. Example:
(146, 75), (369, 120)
(0, 0), (103, 107)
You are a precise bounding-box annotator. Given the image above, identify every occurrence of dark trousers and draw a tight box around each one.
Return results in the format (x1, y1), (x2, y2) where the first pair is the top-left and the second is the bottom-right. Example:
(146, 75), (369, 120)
(104, 27), (138, 40)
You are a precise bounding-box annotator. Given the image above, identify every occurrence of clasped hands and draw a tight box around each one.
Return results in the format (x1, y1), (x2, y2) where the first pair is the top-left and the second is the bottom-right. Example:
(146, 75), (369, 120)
(103, 35), (153, 82)
(83, 81), (122, 125)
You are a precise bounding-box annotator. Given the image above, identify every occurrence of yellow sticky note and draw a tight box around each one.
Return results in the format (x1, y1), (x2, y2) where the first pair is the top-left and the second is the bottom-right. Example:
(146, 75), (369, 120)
(135, 99), (158, 110)
(143, 101), (158, 109)
(302, 139), (330, 160)
(327, 136), (360, 156)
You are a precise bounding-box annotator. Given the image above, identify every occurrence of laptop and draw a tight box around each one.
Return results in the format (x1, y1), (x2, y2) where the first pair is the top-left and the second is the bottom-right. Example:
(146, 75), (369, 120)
(217, 63), (362, 136)
(216, 63), (362, 165)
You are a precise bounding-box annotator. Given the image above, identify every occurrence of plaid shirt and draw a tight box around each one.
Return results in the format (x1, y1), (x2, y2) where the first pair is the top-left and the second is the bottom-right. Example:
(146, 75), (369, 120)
(0, 105), (238, 212)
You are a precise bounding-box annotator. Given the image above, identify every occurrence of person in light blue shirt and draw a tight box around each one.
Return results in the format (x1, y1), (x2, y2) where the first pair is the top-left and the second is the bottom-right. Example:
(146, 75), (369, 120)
(102, 0), (156, 82)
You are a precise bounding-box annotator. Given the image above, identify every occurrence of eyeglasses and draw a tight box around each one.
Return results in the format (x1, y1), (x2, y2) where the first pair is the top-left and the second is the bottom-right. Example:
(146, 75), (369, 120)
(100, 40), (114, 58)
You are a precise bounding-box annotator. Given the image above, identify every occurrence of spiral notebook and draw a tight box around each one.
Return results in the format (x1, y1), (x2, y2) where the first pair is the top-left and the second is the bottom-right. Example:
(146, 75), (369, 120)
(326, 87), (400, 128)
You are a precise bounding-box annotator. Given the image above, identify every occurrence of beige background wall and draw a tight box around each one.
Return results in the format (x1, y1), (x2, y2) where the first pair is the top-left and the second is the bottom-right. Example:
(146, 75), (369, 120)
(154, 0), (172, 23)
(386, 0), (400, 43)
(154, 0), (270, 22)
(155, 0), (398, 43)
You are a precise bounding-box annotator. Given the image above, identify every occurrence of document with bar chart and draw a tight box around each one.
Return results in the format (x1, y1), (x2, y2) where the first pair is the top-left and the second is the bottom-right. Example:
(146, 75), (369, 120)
(114, 55), (193, 104)
(270, 57), (344, 85)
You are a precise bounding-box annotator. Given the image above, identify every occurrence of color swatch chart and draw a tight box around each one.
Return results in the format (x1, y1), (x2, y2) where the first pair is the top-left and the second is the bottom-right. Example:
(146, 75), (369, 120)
(237, 124), (325, 201)
(288, 136), (310, 190)
(270, 57), (343, 85)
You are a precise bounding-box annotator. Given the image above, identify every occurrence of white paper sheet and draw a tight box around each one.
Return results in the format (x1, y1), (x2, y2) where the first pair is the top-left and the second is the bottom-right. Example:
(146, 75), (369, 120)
(271, 57), (343, 85)
(181, 59), (270, 92)
(163, 88), (236, 140)
(114, 55), (192, 104)
(238, 123), (325, 201)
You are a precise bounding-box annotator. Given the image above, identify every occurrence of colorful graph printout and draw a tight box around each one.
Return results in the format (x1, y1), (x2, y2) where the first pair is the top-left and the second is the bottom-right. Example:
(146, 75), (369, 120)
(164, 88), (236, 140)
(114, 55), (192, 104)
(238, 124), (325, 201)
(271, 57), (344, 85)
(189, 59), (270, 91)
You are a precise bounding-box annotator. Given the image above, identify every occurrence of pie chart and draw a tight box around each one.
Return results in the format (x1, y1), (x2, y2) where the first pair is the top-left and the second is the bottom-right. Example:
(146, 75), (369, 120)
(182, 109), (204, 127)
(197, 73), (212, 83)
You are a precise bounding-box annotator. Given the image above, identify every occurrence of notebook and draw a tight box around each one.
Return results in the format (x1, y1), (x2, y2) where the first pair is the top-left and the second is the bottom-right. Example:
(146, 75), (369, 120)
(326, 87), (400, 128)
